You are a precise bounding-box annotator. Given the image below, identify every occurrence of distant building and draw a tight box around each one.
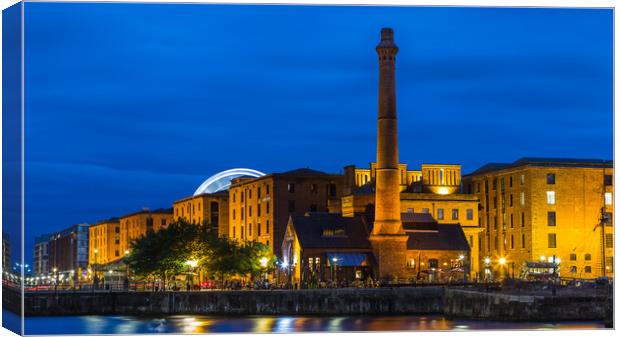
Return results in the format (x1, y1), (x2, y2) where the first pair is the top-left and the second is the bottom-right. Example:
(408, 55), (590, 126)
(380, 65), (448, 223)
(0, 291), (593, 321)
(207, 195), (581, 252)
(463, 157), (614, 279)
(33, 234), (50, 276)
(88, 218), (121, 265)
(228, 168), (343, 256)
(48, 224), (89, 276)
(173, 191), (229, 236)
(118, 208), (173, 256)
(2, 233), (11, 273)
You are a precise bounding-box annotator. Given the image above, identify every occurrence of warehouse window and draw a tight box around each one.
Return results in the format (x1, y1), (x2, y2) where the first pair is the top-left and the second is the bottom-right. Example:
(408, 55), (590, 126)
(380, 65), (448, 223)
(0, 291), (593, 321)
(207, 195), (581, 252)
(605, 192), (613, 206)
(547, 212), (556, 226)
(437, 208), (444, 220)
(605, 234), (613, 248)
(570, 253), (577, 261)
(604, 175), (613, 186)
(548, 233), (557, 248)
(466, 209), (473, 220)
(585, 253), (591, 261)
(585, 266), (592, 273)
(546, 191), (555, 205)
(452, 209), (459, 220)
(547, 173), (555, 184)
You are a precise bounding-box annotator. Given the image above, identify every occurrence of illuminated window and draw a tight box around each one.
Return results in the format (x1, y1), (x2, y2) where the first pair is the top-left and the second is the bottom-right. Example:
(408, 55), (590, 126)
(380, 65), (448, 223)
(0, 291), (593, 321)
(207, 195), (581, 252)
(605, 192), (612, 205)
(546, 191), (555, 205)
(520, 192), (525, 205)
(605, 234), (613, 248)
(422, 208), (429, 214)
(520, 174), (525, 185)
(288, 183), (295, 193)
(605, 257), (613, 272)
(437, 208), (444, 220)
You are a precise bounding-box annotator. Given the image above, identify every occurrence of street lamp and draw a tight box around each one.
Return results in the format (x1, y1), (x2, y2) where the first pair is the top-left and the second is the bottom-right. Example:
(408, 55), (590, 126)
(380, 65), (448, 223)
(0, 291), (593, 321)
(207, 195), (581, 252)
(185, 260), (198, 291)
(332, 257), (338, 287)
(499, 257), (507, 280)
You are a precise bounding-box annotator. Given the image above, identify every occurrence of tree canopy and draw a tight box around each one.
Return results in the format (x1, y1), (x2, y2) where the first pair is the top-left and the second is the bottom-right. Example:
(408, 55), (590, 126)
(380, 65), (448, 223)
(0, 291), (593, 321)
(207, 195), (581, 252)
(124, 219), (274, 288)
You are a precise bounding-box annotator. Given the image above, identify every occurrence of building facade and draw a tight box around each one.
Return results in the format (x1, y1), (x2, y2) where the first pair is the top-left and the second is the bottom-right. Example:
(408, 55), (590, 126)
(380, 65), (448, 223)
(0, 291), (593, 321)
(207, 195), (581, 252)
(48, 223), (89, 276)
(118, 208), (173, 256)
(228, 168), (343, 256)
(463, 158), (614, 279)
(88, 219), (122, 266)
(33, 234), (50, 276)
(173, 191), (229, 236)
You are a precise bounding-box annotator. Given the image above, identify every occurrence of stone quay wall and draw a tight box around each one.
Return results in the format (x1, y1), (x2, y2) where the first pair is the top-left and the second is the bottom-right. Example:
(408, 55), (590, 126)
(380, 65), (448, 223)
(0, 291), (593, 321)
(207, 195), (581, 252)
(22, 287), (444, 316)
(443, 288), (613, 322)
(8, 286), (612, 322)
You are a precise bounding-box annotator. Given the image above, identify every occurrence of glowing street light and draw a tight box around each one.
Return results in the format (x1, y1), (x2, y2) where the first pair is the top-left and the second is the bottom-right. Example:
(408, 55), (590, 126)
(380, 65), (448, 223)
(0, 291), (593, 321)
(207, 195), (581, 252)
(498, 257), (506, 265)
(185, 260), (198, 268)
(540, 255), (546, 262)
(484, 257), (491, 265)
(259, 257), (268, 268)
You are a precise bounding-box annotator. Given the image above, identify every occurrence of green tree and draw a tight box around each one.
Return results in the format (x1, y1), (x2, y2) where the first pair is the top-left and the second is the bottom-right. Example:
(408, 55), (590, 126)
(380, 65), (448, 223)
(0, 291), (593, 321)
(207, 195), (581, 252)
(125, 219), (201, 290)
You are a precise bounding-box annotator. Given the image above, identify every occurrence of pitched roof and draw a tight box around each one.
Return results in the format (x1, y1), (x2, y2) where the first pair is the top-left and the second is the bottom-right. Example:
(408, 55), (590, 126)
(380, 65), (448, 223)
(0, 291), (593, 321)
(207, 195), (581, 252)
(406, 223), (470, 251)
(278, 168), (332, 176)
(289, 213), (371, 250)
(466, 157), (613, 176)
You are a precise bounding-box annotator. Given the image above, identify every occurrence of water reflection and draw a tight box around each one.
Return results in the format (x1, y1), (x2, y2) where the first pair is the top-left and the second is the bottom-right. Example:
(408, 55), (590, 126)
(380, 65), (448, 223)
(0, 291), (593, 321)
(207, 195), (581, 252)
(18, 311), (606, 335)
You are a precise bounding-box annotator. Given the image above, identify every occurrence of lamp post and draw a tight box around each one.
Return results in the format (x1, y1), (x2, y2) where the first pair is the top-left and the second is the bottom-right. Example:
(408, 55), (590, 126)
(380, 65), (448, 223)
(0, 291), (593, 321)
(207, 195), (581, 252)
(498, 257), (507, 280)
(185, 260), (198, 291)
(332, 257), (338, 287)
(260, 257), (268, 286)
(52, 267), (58, 292)
(483, 257), (491, 282)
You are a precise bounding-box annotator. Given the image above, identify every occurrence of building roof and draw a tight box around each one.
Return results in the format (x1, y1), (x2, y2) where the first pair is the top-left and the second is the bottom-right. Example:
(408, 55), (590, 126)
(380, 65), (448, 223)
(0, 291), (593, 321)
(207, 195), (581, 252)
(119, 207), (173, 219)
(406, 223), (470, 251)
(231, 167), (342, 187)
(288, 213), (371, 250)
(465, 157), (613, 176)
(174, 190), (229, 204)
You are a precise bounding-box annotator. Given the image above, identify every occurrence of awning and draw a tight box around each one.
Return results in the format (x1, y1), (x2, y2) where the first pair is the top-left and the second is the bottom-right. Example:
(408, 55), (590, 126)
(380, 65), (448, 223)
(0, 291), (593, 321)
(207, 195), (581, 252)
(326, 253), (367, 267)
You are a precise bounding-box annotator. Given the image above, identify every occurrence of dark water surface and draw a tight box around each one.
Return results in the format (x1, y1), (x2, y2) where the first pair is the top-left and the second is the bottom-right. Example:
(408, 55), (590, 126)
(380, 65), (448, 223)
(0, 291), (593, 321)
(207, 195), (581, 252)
(6, 310), (606, 335)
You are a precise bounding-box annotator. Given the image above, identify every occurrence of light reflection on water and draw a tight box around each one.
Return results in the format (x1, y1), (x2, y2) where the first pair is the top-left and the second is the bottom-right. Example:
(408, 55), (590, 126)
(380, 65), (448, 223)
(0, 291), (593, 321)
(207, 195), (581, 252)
(18, 312), (606, 335)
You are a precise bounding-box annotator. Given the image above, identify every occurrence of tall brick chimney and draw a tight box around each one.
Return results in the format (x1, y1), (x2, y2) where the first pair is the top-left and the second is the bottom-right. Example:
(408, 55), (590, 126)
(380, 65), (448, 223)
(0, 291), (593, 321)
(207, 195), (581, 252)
(369, 28), (409, 280)
(373, 28), (403, 236)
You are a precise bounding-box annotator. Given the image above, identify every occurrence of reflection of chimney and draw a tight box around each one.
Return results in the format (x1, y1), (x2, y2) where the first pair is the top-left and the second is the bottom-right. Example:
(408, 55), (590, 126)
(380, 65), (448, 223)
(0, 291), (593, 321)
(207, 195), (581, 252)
(373, 28), (403, 235)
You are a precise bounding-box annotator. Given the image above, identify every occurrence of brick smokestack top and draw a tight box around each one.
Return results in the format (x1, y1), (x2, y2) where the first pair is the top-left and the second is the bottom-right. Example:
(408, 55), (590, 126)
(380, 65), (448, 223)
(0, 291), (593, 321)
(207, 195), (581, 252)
(373, 27), (404, 235)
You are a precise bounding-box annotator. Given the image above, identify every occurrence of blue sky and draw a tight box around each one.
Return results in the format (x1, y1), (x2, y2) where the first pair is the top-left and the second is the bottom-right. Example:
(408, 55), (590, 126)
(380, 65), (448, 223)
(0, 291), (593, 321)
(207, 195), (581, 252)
(15, 3), (613, 263)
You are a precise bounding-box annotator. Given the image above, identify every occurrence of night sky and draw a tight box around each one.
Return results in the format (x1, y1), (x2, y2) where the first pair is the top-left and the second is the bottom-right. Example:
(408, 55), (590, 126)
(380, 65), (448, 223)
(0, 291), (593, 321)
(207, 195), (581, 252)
(15, 3), (613, 264)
